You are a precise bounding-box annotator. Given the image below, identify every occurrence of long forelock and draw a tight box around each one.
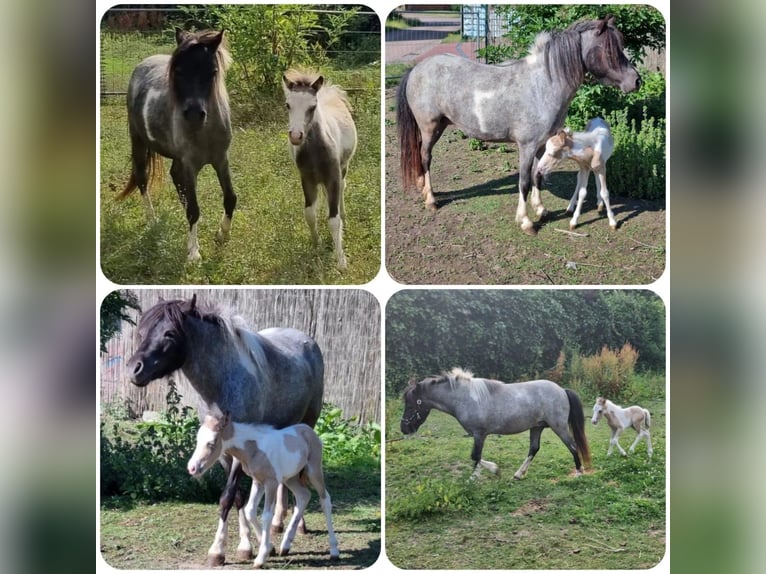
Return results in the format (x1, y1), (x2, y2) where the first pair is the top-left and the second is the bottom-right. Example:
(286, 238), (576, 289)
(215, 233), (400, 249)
(169, 31), (231, 108)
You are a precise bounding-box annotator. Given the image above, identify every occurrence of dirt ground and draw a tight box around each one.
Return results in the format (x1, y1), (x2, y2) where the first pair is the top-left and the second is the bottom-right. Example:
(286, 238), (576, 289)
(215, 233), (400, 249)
(384, 89), (666, 285)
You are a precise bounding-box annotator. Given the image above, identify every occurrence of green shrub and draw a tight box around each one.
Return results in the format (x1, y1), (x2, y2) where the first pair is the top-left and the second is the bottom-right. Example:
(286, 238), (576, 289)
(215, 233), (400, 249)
(315, 403), (381, 467)
(606, 107), (666, 201)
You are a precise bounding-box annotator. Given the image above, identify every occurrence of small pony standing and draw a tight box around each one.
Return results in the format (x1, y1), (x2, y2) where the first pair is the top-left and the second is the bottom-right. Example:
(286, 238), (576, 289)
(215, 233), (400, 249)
(282, 70), (357, 270)
(188, 410), (340, 568)
(118, 28), (236, 262)
(535, 118), (618, 230)
(591, 397), (653, 457)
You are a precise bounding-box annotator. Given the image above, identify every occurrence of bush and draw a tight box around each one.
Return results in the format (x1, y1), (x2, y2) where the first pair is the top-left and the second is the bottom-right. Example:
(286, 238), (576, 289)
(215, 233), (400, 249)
(101, 389), (378, 502)
(605, 107), (666, 201)
(568, 343), (639, 399)
(387, 477), (475, 521)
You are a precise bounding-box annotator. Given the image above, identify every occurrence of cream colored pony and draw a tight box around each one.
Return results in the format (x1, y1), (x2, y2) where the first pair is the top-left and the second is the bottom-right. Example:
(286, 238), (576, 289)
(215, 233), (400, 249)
(591, 397), (653, 457)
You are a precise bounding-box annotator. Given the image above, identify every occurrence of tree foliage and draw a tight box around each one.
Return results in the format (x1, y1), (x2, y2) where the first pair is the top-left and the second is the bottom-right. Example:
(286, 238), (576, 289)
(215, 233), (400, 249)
(100, 290), (140, 354)
(486, 4), (666, 64)
(385, 290), (665, 396)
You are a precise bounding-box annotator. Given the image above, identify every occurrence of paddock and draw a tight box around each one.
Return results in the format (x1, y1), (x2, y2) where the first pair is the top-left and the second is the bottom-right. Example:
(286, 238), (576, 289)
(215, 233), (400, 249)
(385, 397), (665, 569)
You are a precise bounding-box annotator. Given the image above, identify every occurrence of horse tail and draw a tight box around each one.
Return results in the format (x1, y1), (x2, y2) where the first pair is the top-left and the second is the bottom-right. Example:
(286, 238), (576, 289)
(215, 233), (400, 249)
(643, 409), (651, 428)
(397, 68), (424, 190)
(116, 150), (163, 200)
(565, 389), (591, 468)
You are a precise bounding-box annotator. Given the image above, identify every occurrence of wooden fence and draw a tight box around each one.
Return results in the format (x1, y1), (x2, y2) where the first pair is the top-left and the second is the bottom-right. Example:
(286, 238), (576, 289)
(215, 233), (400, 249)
(101, 289), (381, 424)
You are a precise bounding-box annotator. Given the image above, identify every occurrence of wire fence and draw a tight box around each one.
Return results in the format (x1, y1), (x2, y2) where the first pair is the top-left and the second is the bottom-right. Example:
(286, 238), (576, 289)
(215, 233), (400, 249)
(100, 6), (380, 99)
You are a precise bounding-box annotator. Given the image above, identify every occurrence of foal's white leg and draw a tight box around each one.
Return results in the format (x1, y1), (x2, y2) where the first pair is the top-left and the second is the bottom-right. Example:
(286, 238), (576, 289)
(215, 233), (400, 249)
(569, 168), (590, 230)
(244, 481), (264, 544)
(235, 507), (254, 560)
(254, 485), (276, 569)
(278, 478), (310, 557)
(187, 222), (201, 262)
(304, 201), (319, 247)
(207, 516), (228, 566)
(328, 215), (347, 270)
(530, 184), (548, 219)
(595, 169), (617, 230)
(610, 428), (627, 456)
(321, 490), (340, 560)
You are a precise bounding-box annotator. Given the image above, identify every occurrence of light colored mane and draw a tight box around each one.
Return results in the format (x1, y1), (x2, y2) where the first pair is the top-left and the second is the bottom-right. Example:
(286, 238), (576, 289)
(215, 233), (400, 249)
(284, 68), (353, 115)
(445, 367), (490, 405)
(204, 305), (270, 379)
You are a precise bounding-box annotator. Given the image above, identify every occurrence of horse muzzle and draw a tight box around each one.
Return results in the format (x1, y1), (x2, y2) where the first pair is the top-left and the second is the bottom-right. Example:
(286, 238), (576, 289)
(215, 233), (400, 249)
(288, 130), (304, 146)
(182, 104), (208, 127)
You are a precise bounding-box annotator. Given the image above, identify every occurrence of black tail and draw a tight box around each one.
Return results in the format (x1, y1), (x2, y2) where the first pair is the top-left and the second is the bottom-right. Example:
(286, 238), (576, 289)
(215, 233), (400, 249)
(396, 68), (423, 191)
(565, 389), (591, 468)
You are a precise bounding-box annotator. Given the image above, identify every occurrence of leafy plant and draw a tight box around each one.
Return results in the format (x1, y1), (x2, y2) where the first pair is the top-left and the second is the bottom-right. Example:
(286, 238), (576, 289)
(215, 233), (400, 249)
(387, 477), (475, 521)
(315, 403), (381, 467)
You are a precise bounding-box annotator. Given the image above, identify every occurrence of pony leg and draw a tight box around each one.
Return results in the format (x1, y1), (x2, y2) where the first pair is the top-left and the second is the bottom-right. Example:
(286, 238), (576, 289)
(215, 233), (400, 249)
(206, 457), (242, 565)
(178, 163), (202, 261)
(278, 477), (311, 556)
(515, 145), (538, 235)
(569, 167), (590, 230)
(610, 428), (627, 456)
(244, 480), (264, 543)
(549, 422), (584, 475)
(236, 506), (254, 561)
(207, 516), (229, 567)
(255, 484), (277, 568)
(418, 119), (447, 210)
(327, 170), (347, 270)
(213, 156), (237, 242)
(301, 177), (320, 247)
(595, 166), (617, 229)
(128, 134), (157, 222)
(513, 426), (544, 480)
(469, 434), (497, 479)
(529, 155), (548, 219)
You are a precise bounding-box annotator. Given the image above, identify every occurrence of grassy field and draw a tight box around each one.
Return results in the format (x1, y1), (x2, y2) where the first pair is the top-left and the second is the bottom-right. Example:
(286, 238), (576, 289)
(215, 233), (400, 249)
(385, 396), (666, 570)
(99, 32), (381, 285)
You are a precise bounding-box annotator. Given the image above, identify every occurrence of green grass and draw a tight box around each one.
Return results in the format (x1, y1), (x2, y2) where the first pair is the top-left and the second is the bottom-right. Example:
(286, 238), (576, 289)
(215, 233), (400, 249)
(385, 397), (666, 569)
(100, 462), (381, 569)
(99, 33), (380, 285)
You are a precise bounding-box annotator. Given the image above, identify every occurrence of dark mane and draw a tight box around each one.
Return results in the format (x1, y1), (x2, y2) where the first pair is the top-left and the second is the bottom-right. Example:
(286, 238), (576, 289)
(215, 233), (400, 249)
(137, 297), (225, 338)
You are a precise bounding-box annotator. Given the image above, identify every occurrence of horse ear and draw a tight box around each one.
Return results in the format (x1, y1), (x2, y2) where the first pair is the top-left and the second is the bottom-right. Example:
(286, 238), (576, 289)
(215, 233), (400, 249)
(597, 15), (614, 35)
(207, 30), (225, 52)
(282, 74), (294, 91)
(311, 75), (324, 92)
(190, 293), (197, 311)
(175, 27), (189, 45)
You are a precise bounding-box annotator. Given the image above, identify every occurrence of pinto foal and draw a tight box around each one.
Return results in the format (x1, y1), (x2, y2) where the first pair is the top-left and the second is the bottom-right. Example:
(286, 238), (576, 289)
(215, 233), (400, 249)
(536, 117), (617, 230)
(591, 397), (653, 457)
(188, 412), (340, 568)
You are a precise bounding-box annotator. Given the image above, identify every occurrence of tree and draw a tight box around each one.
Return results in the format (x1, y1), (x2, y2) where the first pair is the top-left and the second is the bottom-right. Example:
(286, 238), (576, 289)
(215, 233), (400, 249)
(100, 290), (140, 354)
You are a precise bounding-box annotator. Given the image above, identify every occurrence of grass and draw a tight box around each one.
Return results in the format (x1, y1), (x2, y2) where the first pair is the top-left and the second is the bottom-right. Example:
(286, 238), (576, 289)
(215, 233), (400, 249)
(100, 462), (381, 569)
(385, 397), (666, 569)
(99, 32), (380, 285)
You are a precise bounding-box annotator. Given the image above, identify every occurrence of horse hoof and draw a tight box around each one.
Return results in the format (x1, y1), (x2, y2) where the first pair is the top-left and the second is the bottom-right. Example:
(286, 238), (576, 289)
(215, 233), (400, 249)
(521, 224), (537, 236)
(215, 230), (230, 244)
(569, 223), (577, 231)
(425, 201), (437, 211)
(279, 548), (290, 557)
(206, 554), (225, 567)
(330, 553), (340, 561)
(512, 474), (523, 481)
(609, 223), (617, 231)
(235, 549), (254, 561)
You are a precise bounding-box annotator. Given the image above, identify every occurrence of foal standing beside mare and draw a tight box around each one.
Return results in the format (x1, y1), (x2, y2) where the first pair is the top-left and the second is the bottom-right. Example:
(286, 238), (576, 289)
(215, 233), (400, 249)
(118, 28), (236, 262)
(282, 70), (357, 270)
(188, 410), (340, 568)
(535, 117), (618, 230)
(397, 15), (640, 235)
(591, 397), (653, 457)
(124, 295), (324, 565)
(400, 368), (590, 479)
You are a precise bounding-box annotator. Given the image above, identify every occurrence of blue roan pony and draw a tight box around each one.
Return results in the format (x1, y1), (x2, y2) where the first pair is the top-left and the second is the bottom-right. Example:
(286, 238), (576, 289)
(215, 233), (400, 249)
(401, 368), (591, 479)
(118, 29), (236, 262)
(124, 295), (325, 566)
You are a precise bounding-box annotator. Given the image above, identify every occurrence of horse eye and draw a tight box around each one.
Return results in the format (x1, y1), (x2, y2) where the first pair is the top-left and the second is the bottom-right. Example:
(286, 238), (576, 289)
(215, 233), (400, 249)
(285, 103), (290, 110)
(207, 442), (215, 449)
(307, 105), (316, 115)
(163, 330), (176, 340)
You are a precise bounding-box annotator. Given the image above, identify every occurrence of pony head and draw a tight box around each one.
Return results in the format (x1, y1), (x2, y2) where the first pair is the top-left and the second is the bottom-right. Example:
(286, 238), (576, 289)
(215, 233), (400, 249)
(169, 29), (230, 128)
(591, 396), (608, 425)
(282, 70), (324, 145)
(578, 15), (641, 93)
(400, 378), (432, 435)
(188, 409), (231, 477)
(126, 295), (199, 386)
(535, 128), (574, 178)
